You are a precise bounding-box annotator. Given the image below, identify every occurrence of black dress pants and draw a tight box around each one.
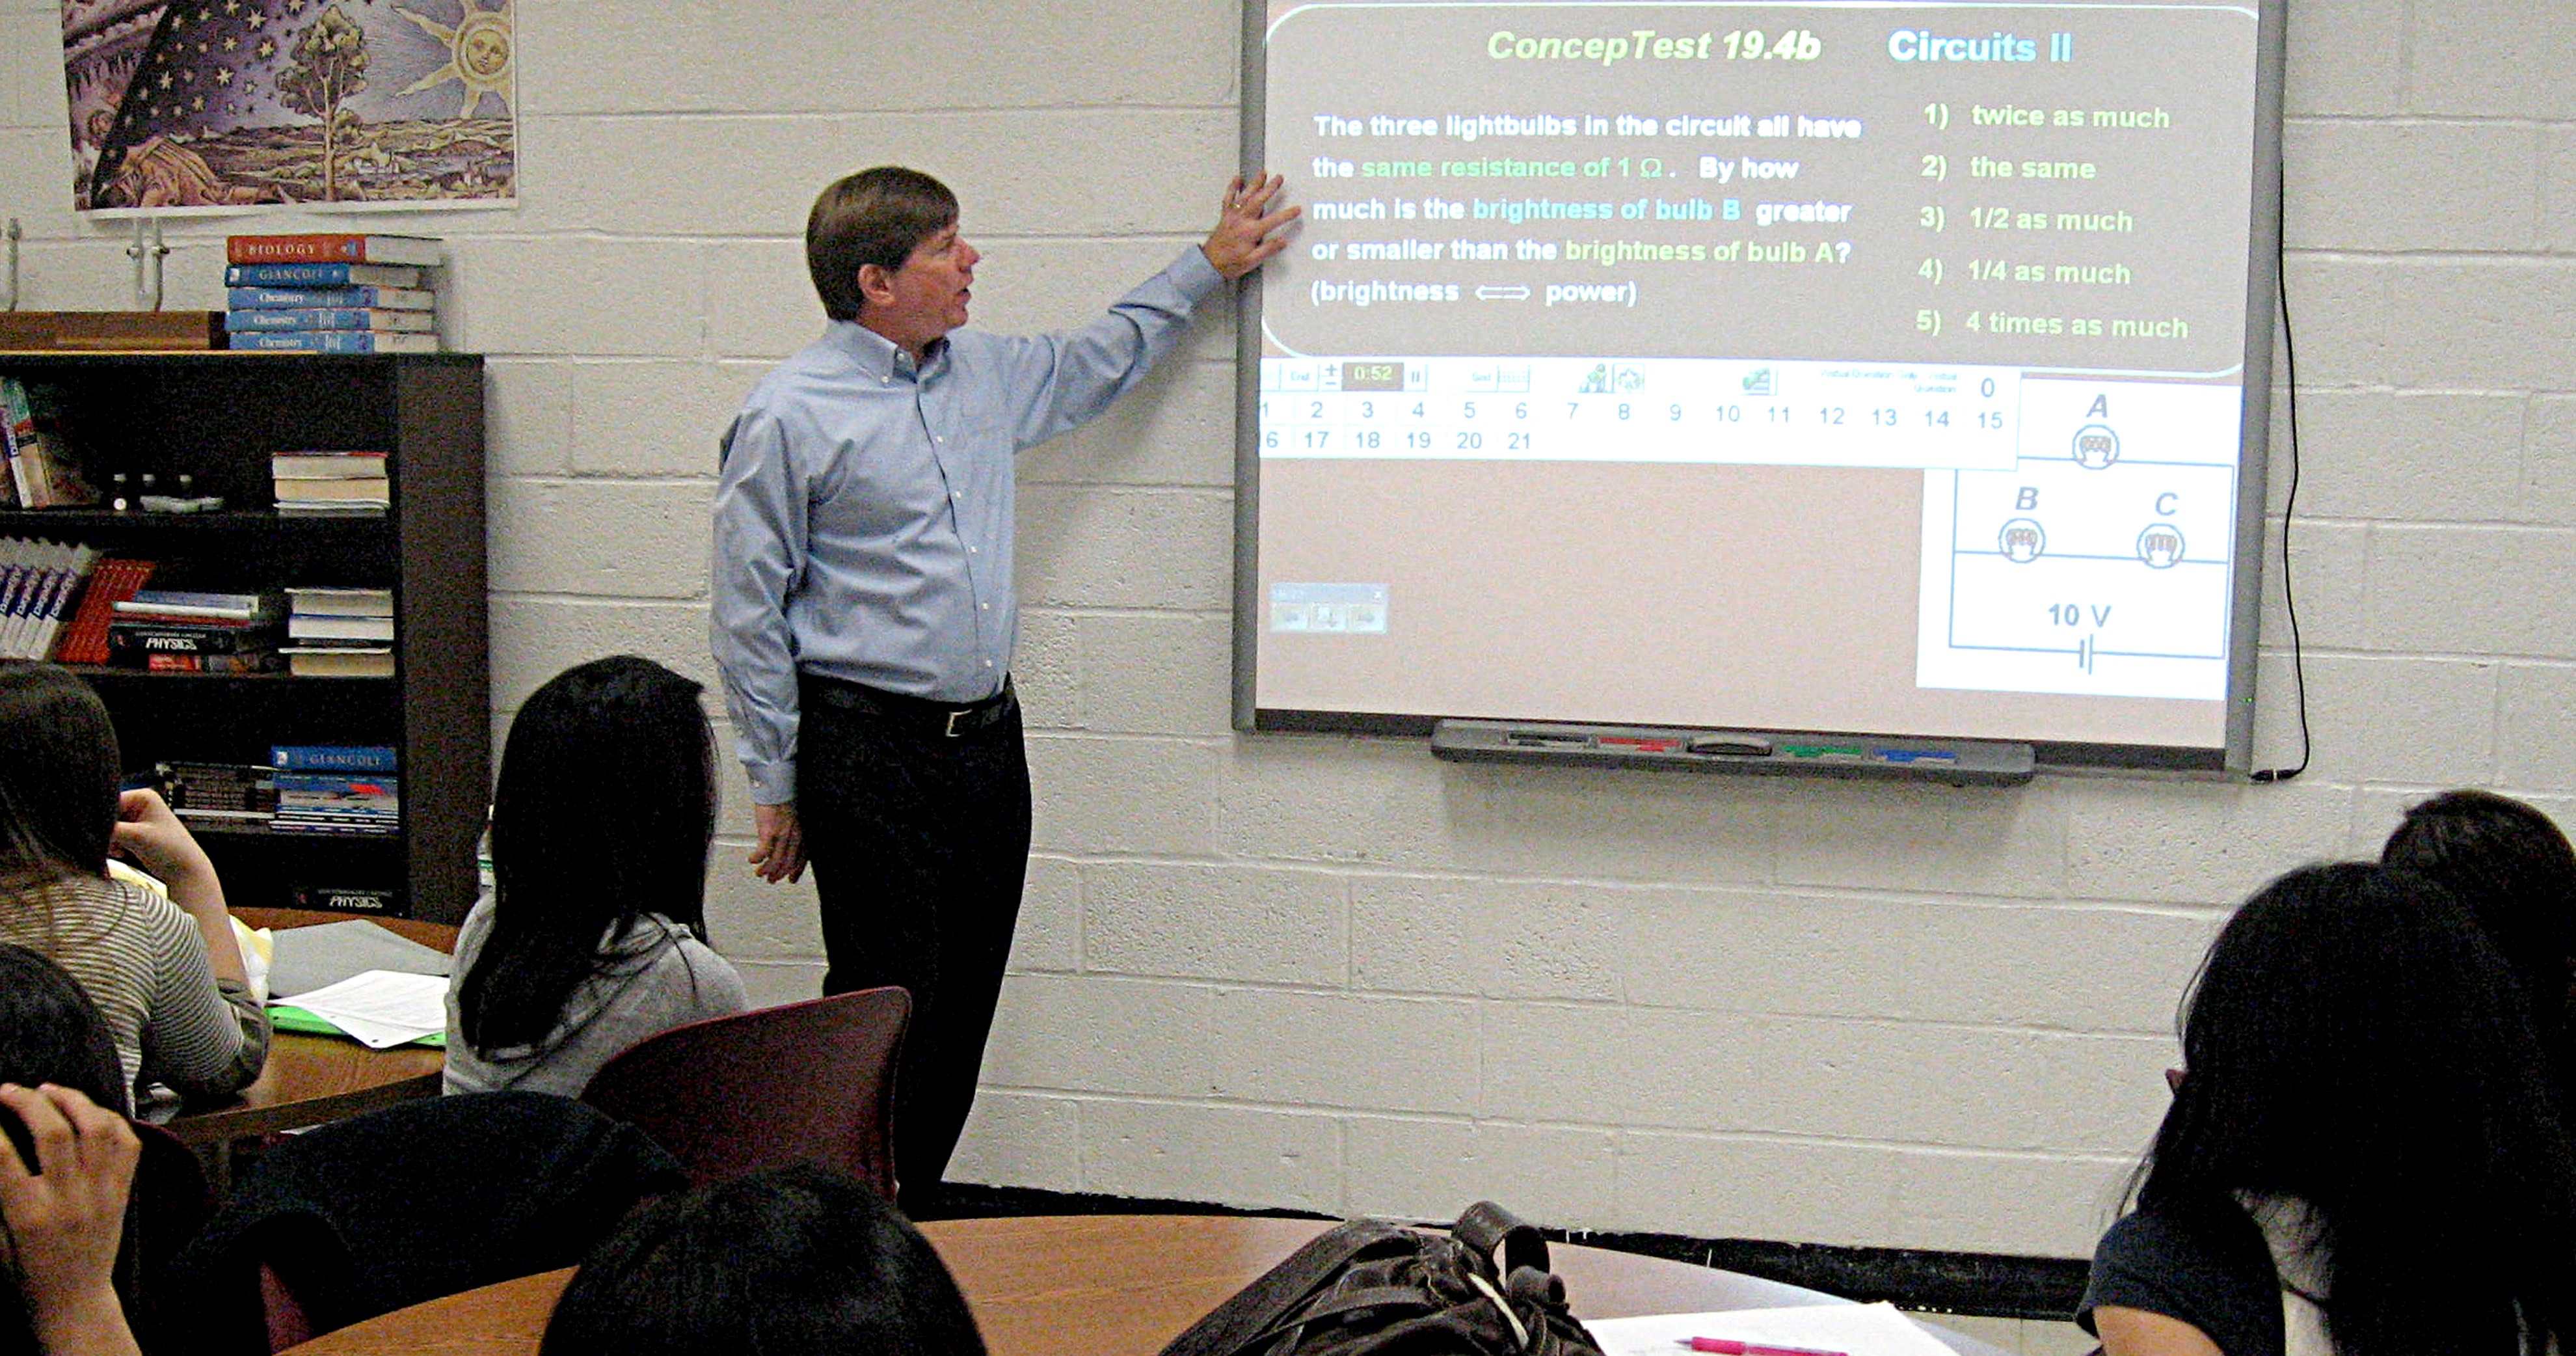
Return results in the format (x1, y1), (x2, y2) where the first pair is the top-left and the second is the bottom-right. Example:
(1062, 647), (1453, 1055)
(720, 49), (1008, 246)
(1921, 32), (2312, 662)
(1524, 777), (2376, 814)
(798, 674), (1030, 1215)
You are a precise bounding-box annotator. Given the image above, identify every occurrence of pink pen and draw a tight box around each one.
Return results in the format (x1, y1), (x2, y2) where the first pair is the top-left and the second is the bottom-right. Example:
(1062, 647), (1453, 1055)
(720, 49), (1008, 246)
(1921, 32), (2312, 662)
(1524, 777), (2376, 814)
(1684, 1338), (1851, 1356)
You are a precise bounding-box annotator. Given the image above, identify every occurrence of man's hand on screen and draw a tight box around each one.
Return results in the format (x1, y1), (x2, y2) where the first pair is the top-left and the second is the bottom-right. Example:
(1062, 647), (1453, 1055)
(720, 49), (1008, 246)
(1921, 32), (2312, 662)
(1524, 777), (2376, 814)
(1203, 173), (1301, 280)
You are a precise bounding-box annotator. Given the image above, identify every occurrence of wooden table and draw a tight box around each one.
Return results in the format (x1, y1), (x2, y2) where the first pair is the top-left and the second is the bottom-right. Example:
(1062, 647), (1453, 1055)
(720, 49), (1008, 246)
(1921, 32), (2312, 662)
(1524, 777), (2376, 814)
(157, 908), (456, 1148)
(278, 1214), (2014, 1356)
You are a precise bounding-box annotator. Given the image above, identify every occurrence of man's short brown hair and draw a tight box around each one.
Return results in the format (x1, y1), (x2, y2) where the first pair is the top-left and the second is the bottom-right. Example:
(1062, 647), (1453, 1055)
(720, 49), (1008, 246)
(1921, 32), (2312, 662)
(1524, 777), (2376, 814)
(805, 167), (959, 323)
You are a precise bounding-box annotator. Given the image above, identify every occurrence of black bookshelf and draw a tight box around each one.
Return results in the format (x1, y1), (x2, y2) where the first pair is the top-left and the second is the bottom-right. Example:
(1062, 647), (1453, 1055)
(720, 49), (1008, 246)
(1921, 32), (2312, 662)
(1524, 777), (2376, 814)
(0, 353), (487, 922)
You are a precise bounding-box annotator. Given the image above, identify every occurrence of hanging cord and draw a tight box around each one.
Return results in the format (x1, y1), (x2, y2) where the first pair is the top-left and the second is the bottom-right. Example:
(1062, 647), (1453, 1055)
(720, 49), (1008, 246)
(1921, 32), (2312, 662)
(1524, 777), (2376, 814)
(2250, 165), (2309, 785)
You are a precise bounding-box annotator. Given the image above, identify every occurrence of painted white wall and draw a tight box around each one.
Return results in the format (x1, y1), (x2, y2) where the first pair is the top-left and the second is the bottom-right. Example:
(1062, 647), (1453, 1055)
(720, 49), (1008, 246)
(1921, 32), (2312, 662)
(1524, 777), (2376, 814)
(5, 0), (2571, 1260)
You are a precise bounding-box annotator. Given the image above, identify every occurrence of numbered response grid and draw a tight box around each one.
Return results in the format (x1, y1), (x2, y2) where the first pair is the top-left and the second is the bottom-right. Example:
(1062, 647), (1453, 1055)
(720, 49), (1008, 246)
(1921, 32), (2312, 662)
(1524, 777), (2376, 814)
(1259, 357), (2021, 469)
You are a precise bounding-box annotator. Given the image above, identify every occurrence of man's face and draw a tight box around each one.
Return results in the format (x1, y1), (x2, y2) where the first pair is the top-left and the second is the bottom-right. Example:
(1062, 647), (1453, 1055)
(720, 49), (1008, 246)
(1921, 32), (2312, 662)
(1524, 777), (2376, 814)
(863, 221), (978, 352)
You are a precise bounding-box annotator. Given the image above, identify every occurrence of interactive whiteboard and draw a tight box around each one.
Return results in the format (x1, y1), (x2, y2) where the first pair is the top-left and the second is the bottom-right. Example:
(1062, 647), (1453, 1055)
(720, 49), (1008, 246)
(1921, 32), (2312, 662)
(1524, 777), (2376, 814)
(1235, 0), (2284, 771)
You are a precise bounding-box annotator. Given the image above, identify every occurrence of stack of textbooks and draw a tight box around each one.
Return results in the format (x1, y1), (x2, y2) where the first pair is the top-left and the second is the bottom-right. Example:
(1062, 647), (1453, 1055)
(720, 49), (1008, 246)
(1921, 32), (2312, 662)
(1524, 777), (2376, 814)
(273, 450), (388, 516)
(158, 761), (279, 826)
(284, 587), (395, 677)
(271, 744), (400, 836)
(223, 234), (444, 355)
(105, 588), (284, 673)
(0, 539), (100, 659)
(50, 556), (154, 664)
(1, 375), (96, 507)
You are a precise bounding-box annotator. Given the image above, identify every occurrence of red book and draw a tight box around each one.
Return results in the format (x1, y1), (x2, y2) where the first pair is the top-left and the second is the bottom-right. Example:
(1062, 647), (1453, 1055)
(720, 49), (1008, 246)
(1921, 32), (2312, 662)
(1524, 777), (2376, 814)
(225, 234), (444, 267)
(54, 558), (154, 665)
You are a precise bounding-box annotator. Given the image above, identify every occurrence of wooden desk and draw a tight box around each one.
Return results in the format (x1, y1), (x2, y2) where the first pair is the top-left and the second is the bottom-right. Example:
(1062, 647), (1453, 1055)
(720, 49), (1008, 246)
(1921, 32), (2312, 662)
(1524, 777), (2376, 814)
(278, 1214), (2014, 1356)
(159, 908), (456, 1148)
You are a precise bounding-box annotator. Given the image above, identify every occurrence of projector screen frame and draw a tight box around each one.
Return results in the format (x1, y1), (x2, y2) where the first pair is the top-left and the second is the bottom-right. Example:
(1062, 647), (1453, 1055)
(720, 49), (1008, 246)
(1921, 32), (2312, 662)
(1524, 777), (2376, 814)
(1231, 0), (2290, 777)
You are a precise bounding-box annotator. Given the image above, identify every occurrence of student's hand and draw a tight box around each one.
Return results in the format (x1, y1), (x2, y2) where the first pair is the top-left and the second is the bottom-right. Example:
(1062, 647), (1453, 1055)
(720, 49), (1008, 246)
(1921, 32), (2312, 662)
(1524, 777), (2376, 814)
(109, 789), (216, 893)
(749, 802), (807, 885)
(0, 1083), (142, 1356)
(1201, 173), (1301, 280)
(111, 789), (244, 985)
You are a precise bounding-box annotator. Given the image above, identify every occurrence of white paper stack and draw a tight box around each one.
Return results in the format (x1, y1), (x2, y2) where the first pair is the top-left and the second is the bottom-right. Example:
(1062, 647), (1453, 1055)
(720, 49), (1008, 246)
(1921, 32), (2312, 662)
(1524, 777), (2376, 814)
(282, 970), (449, 1049)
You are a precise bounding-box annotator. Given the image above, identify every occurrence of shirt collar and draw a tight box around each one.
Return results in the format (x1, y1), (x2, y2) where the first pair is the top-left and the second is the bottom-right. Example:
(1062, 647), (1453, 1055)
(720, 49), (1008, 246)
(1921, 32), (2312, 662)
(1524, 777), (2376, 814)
(822, 319), (950, 385)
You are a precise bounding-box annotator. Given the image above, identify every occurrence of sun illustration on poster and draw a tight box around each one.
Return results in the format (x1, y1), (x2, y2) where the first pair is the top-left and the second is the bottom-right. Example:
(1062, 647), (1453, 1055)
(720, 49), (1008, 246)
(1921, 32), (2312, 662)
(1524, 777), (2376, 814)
(394, 0), (512, 118)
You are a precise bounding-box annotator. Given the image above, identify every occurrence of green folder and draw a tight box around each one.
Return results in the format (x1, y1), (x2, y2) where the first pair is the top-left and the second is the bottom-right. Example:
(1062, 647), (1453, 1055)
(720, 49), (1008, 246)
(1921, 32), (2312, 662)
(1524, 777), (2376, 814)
(267, 1004), (446, 1048)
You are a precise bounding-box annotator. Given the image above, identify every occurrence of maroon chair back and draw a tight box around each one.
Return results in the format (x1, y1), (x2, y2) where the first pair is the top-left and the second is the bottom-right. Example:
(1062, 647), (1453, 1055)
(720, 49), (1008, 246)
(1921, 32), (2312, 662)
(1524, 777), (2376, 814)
(126, 1120), (217, 1353)
(578, 986), (910, 1194)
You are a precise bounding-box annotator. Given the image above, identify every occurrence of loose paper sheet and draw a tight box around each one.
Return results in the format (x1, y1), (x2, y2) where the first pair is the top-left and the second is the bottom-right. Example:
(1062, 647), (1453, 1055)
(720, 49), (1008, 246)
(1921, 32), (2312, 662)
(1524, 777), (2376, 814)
(1587, 1302), (1961, 1356)
(280, 969), (448, 1049)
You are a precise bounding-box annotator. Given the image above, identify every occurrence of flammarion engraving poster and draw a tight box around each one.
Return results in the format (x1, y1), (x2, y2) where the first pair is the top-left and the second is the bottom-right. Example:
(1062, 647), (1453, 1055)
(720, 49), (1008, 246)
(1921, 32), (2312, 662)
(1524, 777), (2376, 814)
(60, 0), (517, 213)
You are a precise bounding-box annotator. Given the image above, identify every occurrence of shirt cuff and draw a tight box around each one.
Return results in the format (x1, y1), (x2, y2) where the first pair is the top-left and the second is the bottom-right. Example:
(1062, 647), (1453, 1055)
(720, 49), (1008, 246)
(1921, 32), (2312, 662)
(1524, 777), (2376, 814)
(745, 759), (797, 807)
(1170, 245), (1227, 305)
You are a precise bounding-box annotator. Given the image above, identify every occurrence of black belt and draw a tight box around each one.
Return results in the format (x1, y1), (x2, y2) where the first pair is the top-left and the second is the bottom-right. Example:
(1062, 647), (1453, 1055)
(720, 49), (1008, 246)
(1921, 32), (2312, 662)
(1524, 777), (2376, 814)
(803, 673), (1015, 737)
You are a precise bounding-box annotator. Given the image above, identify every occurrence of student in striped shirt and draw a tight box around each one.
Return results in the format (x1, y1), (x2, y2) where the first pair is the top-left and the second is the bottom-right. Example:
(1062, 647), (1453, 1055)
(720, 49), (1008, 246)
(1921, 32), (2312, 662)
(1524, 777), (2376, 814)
(0, 664), (269, 1106)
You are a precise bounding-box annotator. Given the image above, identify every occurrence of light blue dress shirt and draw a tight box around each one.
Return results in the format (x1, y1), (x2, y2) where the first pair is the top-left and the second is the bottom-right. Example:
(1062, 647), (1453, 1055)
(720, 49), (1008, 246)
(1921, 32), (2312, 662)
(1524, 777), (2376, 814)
(711, 246), (1224, 806)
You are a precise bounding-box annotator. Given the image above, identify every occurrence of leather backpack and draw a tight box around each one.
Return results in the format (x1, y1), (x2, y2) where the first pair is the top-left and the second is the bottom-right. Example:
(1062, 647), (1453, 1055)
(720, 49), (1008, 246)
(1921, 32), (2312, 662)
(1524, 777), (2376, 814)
(1157, 1202), (1609, 1356)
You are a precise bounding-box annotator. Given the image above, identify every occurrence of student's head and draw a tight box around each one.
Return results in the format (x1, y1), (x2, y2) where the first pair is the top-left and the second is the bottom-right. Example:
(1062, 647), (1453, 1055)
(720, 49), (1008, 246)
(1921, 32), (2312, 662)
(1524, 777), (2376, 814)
(805, 166), (969, 330)
(2381, 789), (2576, 1051)
(538, 1161), (986, 1356)
(0, 945), (134, 1354)
(2139, 862), (2576, 1356)
(0, 664), (119, 891)
(0, 945), (128, 1148)
(460, 657), (716, 1055)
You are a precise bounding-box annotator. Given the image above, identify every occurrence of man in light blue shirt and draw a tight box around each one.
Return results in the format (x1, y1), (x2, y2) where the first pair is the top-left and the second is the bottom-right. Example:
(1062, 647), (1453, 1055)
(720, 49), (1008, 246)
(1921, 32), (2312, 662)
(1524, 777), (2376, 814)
(710, 165), (1295, 1210)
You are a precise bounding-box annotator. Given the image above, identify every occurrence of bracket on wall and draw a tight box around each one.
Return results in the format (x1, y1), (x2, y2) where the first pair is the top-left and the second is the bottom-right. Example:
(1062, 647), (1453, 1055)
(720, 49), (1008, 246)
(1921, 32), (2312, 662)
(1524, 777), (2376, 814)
(126, 216), (168, 310)
(3, 219), (19, 311)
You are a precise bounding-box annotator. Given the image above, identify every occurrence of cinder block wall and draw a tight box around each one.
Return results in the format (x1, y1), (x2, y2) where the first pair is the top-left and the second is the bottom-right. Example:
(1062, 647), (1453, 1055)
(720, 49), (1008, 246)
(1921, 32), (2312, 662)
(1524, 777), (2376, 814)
(4, 0), (2569, 1258)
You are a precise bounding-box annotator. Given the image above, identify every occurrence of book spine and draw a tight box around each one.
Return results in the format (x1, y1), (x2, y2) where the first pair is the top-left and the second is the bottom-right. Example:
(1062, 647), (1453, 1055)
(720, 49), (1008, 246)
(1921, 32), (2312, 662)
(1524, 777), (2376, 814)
(226, 235), (440, 265)
(290, 886), (399, 913)
(227, 286), (433, 311)
(23, 546), (96, 660)
(226, 264), (420, 287)
(130, 590), (270, 610)
(224, 308), (433, 333)
(270, 453), (390, 470)
(59, 559), (154, 665)
(226, 331), (439, 355)
(0, 540), (69, 658)
(144, 651), (282, 673)
(0, 545), (32, 657)
(270, 745), (399, 773)
(2, 377), (36, 507)
(274, 772), (400, 793)
(114, 597), (267, 619)
(108, 623), (280, 657)
(226, 234), (370, 264)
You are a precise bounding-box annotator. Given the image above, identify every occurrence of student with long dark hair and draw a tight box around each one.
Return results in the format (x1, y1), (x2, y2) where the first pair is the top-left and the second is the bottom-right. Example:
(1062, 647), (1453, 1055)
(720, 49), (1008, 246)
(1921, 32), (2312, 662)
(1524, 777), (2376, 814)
(538, 1161), (985, 1356)
(2080, 863), (2576, 1356)
(0, 664), (267, 1105)
(445, 657), (747, 1096)
(2381, 789), (2576, 1116)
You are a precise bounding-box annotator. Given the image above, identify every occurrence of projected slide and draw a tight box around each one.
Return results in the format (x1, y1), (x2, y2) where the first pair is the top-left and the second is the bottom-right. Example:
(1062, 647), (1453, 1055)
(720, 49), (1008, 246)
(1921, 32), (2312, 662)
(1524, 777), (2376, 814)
(1249, 0), (2266, 754)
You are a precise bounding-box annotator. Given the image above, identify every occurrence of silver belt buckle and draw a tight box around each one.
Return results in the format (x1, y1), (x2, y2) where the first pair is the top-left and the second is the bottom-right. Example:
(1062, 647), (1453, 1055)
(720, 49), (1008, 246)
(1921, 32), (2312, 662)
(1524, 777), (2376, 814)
(945, 707), (968, 738)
